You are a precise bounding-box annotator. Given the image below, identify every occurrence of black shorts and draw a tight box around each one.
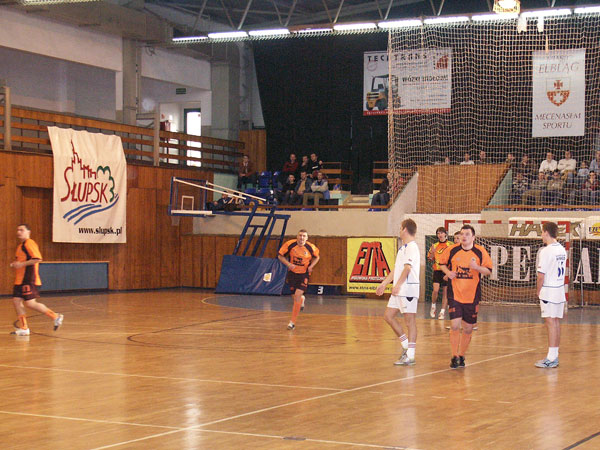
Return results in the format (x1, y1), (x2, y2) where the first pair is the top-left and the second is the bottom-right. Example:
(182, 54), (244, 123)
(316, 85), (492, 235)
(432, 270), (448, 287)
(286, 271), (309, 293)
(13, 284), (40, 301)
(448, 298), (479, 324)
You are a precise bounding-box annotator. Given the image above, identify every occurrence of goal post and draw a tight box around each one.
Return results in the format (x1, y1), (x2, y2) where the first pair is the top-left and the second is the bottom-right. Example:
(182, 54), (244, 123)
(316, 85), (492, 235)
(439, 219), (573, 306)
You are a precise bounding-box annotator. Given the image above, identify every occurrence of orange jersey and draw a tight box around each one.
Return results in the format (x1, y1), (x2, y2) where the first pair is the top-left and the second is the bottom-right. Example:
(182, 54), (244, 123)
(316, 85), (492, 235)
(278, 239), (319, 274)
(14, 238), (42, 286)
(438, 244), (492, 304)
(428, 240), (453, 271)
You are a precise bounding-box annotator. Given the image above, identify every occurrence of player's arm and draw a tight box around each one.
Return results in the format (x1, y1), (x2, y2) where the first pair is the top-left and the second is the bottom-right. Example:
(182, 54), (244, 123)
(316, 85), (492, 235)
(375, 271), (395, 296)
(391, 264), (411, 295)
(307, 255), (320, 274)
(427, 244), (435, 261)
(536, 271), (545, 297)
(469, 258), (491, 276)
(439, 263), (456, 279)
(277, 254), (295, 271)
(10, 258), (42, 269)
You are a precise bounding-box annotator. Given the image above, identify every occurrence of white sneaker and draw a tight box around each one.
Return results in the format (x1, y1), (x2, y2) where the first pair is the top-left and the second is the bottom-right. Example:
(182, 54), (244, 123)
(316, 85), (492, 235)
(430, 304), (436, 318)
(438, 309), (445, 320)
(287, 322), (295, 331)
(12, 328), (30, 336)
(53, 314), (64, 331)
(394, 354), (416, 366)
(300, 295), (306, 311)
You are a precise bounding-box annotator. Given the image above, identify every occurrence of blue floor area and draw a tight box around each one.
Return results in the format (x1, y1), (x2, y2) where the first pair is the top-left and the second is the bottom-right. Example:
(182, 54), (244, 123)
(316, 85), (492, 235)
(207, 295), (600, 325)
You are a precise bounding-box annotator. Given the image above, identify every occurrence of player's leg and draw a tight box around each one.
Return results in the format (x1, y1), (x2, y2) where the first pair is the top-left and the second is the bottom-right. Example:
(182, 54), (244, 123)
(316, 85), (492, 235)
(288, 288), (304, 330)
(384, 298), (409, 362)
(448, 299), (463, 368)
(439, 285), (448, 320)
(24, 298), (64, 330)
(11, 296), (29, 334)
(536, 301), (561, 367)
(430, 281), (440, 318)
(399, 312), (417, 365)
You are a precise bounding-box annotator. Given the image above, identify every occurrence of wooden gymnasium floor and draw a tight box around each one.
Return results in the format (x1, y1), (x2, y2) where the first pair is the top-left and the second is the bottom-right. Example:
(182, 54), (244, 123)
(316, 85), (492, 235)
(0, 289), (599, 450)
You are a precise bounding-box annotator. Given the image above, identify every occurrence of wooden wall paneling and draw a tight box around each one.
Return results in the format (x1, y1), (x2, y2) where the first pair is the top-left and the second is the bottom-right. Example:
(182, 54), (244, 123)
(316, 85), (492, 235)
(16, 153), (53, 188)
(157, 188), (180, 288)
(0, 177), (19, 294)
(201, 236), (217, 288)
(309, 237), (346, 285)
(179, 235), (194, 287)
(239, 130), (266, 172)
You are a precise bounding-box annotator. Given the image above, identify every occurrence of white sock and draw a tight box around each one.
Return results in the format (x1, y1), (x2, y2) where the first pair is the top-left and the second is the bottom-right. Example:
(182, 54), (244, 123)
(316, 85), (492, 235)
(399, 335), (408, 350)
(407, 343), (416, 360)
(547, 347), (559, 361)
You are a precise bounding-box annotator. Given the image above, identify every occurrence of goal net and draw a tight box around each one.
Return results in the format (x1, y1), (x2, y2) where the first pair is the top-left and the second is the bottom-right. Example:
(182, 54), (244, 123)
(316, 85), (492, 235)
(388, 11), (600, 213)
(438, 220), (572, 305)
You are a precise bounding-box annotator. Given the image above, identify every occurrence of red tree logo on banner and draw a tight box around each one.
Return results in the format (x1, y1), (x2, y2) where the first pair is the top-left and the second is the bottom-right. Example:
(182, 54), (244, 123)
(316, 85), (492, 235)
(349, 241), (391, 282)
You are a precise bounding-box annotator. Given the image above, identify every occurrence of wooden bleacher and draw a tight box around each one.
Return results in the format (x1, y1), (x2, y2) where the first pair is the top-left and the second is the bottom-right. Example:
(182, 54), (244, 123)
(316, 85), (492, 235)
(321, 161), (352, 191)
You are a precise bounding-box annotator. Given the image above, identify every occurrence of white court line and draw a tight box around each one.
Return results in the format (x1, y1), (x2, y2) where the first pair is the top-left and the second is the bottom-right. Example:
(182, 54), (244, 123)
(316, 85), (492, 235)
(89, 348), (536, 450)
(0, 410), (179, 430)
(0, 364), (343, 392)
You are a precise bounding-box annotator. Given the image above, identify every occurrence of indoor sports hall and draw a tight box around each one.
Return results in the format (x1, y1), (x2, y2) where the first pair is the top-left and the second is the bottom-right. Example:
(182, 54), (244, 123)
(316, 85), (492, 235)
(1, 1), (600, 449)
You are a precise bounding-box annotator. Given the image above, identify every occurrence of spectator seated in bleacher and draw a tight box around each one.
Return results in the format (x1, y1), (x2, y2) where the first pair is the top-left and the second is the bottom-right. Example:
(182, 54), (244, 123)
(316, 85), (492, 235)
(206, 192), (242, 212)
(539, 151), (557, 176)
(477, 150), (488, 164)
(303, 171), (329, 207)
(589, 150), (600, 174)
(460, 152), (474, 165)
(557, 150), (577, 183)
(544, 170), (565, 205)
(276, 174), (296, 205)
(237, 155), (257, 190)
(371, 172), (391, 207)
(505, 153), (516, 168)
(290, 170), (312, 205)
(309, 152), (322, 174)
(522, 171), (548, 205)
(576, 161), (589, 187)
(571, 171), (600, 205)
(514, 154), (533, 180)
(511, 172), (529, 204)
(279, 153), (298, 186)
(299, 155), (310, 175)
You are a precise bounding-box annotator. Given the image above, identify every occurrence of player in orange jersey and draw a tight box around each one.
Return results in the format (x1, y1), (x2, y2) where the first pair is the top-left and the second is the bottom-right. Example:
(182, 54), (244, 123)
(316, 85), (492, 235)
(10, 224), (63, 336)
(428, 227), (453, 320)
(439, 224), (491, 369)
(278, 229), (320, 330)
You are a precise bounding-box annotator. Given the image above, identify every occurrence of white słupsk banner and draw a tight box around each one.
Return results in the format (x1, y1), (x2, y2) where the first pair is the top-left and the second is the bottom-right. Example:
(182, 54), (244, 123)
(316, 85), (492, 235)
(532, 49), (585, 137)
(49, 127), (127, 243)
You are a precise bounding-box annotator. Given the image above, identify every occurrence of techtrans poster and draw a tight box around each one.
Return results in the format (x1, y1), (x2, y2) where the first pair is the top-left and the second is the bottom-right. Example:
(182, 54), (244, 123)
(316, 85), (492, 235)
(532, 49), (585, 137)
(49, 126), (127, 243)
(347, 237), (397, 293)
(389, 48), (452, 114)
(364, 51), (389, 116)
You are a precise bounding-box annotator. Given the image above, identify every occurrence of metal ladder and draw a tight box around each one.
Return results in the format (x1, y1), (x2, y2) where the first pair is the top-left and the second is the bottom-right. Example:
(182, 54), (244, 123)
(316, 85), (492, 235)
(232, 204), (291, 258)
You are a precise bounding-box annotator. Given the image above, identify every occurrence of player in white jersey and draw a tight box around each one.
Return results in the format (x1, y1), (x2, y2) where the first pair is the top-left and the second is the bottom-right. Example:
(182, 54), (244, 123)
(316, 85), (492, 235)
(535, 221), (567, 368)
(376, 218), (420, 366)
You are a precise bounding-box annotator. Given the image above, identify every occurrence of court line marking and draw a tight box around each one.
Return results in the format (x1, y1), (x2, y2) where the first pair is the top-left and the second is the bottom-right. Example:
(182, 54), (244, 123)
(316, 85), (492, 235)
(562, 430), (600, 450)
(89, 347), (535, 450)
(0, 410), (179, 430)
(0, 363), (343, 392)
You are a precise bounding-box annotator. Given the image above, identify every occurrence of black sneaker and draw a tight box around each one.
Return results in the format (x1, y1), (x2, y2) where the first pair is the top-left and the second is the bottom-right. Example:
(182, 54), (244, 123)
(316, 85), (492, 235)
(459, 356), (465, 368)
(450, 356), (460, 369)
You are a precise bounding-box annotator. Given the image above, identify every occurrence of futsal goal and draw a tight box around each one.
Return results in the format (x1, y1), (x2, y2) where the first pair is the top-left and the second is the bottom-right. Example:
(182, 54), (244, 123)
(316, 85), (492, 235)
(443, 219), (574, 306)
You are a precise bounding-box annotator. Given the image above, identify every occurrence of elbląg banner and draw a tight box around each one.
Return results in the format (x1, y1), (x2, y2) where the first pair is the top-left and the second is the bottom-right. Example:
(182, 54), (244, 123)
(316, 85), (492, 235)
(49, 127), (127, 243)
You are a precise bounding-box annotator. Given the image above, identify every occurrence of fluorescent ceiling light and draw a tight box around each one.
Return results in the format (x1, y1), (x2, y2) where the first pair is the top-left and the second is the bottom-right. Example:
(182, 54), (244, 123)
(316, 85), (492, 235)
(574, 6), (600, 14)
(333, 23), (377, 31)
(424, 16), (470, 24)
(207, 31), (248, 39)
(248, 28), (290, 37)
(294, 27), (333, 34)
(378, 19), (422, 28)
(471, 13), (519, 21)
(520, 9), (572, 18)
(172, 36), (208, 42)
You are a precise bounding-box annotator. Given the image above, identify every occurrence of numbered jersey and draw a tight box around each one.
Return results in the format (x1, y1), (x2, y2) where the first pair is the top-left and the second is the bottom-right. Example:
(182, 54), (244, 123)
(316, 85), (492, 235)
(537, 242), (567, 304)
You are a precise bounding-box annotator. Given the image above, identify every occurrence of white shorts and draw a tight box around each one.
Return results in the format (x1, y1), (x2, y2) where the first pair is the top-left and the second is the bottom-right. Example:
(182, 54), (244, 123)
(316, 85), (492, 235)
(540, 300), (564, 319)
(387, 294), (418, 314)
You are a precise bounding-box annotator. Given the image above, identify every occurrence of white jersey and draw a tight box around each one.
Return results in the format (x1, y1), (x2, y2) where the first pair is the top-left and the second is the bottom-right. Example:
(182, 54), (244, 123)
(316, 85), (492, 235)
(393, 240), (420, 298)
(537, 242), (567, 304)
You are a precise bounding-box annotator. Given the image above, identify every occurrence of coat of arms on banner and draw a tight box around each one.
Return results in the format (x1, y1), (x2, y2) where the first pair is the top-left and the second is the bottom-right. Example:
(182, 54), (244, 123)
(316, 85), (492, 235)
(546, 78), (570, 107)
